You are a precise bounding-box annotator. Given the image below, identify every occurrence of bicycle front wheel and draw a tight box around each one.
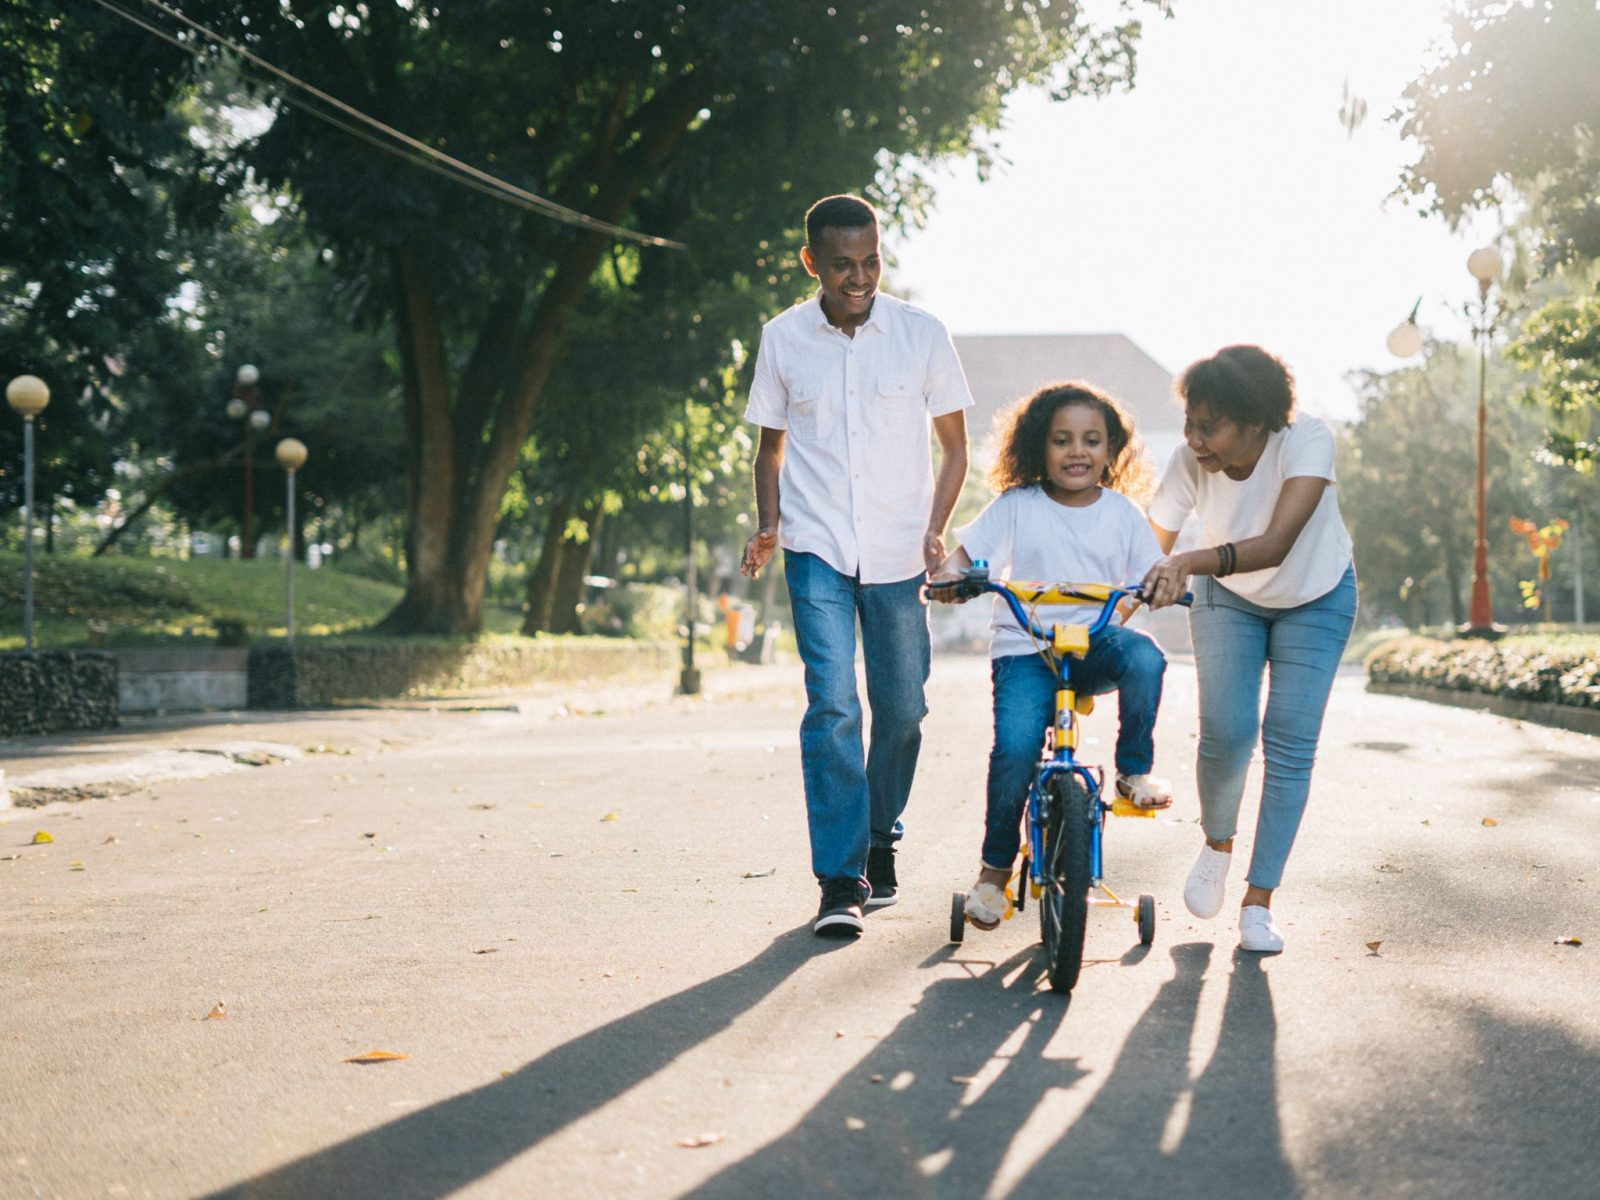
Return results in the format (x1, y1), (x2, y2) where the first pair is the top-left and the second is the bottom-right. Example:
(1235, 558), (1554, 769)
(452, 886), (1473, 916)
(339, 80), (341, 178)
(1039, 773), (1093, 994)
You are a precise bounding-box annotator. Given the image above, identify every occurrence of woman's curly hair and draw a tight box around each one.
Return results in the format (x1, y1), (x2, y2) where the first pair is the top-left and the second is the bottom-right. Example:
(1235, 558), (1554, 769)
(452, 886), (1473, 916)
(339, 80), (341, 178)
(987, 381), (1156, 505)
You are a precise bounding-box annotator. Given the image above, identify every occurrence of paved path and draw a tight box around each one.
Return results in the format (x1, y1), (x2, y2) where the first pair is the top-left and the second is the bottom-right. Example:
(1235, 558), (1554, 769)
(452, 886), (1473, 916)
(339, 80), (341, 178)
(3, 656), (1597, 1199)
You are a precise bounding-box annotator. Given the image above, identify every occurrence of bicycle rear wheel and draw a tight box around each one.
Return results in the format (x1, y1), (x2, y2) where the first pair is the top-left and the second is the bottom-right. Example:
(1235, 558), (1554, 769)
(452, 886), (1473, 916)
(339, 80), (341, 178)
(1039, 773), (1093, 994)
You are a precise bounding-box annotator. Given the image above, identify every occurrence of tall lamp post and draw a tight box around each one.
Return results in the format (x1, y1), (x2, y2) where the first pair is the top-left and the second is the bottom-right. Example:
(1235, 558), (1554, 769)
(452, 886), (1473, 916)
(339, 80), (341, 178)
(679, 393), (701, 695)
(1464, 246), (1504, 637)
(275, 438), (308, 647)
(6, 375), (50, 652)
(228, 364), (271, 559)
(1385, 246), (1505, 637)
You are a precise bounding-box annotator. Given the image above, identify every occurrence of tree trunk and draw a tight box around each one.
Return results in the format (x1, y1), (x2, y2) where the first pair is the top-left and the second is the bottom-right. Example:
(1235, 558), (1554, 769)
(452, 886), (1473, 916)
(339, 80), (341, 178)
(522, 498), (573, 635)
(549, 506), (604, 635)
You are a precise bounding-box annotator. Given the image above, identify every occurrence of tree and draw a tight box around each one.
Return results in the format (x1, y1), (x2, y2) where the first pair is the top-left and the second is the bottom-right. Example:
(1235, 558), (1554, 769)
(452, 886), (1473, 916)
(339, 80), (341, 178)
(0, 3), (225, 522)
(122, 0), (1170, 633)
(1397, 0), (1600, 473)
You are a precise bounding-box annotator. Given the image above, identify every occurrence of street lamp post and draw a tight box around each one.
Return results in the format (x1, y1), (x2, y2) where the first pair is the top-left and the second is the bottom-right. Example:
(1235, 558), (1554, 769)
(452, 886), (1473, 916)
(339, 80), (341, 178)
(1465, 246), (1504, 637)
(7, 375), (50, 652)
(275, 438), (308, 647)
(228, 364), (271, 560)
(679, 394), (701, 695)
(1385, 247), (1505, 637)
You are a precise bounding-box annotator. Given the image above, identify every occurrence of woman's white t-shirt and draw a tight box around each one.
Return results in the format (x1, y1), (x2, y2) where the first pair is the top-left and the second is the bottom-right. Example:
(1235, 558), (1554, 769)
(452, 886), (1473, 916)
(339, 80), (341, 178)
(956, 485), (1163, 660)
(1147, 416), (1353, 609)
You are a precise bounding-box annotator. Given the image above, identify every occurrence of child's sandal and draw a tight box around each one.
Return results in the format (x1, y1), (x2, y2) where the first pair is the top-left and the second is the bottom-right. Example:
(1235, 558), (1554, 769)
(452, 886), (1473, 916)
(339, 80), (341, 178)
(964, 880), (1010, 931)
(1117, 773), (1173, 811)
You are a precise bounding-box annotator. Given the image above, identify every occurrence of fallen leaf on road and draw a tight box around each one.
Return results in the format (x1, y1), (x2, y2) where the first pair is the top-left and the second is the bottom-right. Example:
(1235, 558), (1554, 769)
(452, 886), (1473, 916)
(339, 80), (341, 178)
(949, 1075), (975, 1085)
(869, 1074), (884, 1084)
(363, 833), (376, 839)
(1421, 819), (1431, 827)
(204, 1002), (227, 1020)
(472, 948), (500, 955)
(678, 1133), (725, 1149)
(742, 868), (777, 878)
(599, 812), (619, 822)
(104, 836), (118, 844)
(622, 887), (640, 893)
(1481, 817), (1499, 827)
(69, 862), (85, 871)
(344, 1050), (407, 1064)
(1555, 936), (1583, 946)
(469, 803), (496, 811)
(1365, 941), (1383, 955)
(844, 1117), (866, 1132)
(31, 831), (53, 844)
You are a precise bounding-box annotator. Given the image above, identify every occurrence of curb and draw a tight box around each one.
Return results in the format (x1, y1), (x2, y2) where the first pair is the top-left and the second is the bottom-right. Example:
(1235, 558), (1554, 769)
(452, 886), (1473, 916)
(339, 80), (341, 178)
(1365, 680), (1600, 737)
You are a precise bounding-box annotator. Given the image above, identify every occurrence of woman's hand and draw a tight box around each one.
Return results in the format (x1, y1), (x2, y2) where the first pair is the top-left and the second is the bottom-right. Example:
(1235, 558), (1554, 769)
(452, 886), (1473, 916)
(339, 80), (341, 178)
(1142, 555), (1191, 611)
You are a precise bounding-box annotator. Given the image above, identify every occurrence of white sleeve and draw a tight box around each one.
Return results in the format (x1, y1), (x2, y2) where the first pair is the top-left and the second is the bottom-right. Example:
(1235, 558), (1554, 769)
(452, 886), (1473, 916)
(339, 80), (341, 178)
(923, 322), (975, 418)
(743, 326), (788, 430)
(1283, 417), (1337, 481)
(1147, 444), (1198, 533)
(955, 492), (1014, 571)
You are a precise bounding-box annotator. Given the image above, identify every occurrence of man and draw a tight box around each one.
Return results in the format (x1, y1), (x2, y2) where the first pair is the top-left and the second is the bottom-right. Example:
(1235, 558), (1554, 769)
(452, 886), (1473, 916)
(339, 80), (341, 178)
(740, 194), (972, 937)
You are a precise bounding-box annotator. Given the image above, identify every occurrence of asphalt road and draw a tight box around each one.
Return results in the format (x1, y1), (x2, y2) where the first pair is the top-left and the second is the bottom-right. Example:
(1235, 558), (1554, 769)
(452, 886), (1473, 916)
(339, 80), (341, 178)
(3, 655), (1598, 1200)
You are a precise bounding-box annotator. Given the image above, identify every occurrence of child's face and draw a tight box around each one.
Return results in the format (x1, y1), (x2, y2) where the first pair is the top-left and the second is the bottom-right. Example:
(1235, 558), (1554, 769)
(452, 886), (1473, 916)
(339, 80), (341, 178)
(1042, 402), (1110, 506)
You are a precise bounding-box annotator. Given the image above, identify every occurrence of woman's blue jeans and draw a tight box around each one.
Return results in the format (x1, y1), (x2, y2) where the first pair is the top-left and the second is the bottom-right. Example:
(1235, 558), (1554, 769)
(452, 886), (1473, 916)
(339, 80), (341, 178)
(1190, 566), (1357, 890)
(982, 624), (1167, 869)
(784, 551), (931, 883)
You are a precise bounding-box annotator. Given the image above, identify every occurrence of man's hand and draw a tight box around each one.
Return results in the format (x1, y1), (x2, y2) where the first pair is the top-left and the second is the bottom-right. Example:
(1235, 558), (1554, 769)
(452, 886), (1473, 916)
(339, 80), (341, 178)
(741, 527), (779, 578)
(922, 530), (946, 576)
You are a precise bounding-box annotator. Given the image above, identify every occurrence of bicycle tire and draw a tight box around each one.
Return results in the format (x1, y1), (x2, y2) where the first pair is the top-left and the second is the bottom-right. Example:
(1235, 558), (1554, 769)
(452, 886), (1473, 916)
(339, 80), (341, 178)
(1040, 773), (1092, 994)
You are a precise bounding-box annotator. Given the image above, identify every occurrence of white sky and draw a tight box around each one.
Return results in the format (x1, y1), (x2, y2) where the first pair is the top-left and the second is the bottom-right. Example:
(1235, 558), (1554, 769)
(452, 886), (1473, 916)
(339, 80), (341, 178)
(887, 0), (1501, 423)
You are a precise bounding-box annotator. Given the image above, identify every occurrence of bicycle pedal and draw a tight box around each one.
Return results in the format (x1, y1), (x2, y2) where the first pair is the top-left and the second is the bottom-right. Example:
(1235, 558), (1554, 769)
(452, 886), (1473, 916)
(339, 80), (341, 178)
(1110, 796), (1159, 819)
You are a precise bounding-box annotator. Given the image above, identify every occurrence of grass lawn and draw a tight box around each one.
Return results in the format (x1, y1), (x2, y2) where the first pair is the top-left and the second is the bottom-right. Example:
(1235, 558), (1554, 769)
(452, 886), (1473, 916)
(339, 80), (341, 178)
(0, 552), (524, 649)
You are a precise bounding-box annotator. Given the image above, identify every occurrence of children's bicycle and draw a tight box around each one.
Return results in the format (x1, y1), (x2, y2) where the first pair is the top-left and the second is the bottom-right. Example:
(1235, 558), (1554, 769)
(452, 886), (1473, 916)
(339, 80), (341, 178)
(928, 560), (1190, 995)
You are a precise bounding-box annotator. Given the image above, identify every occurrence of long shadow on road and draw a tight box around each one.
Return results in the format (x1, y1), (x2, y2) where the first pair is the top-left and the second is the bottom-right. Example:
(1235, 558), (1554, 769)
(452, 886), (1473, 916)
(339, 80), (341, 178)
(682, 940), (1292, 1198)
(198, 926), (825, 1200)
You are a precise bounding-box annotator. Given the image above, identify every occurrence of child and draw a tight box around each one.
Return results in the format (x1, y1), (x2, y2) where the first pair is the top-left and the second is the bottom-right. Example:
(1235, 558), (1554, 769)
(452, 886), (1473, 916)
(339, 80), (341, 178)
(931, 382), (1171, 930)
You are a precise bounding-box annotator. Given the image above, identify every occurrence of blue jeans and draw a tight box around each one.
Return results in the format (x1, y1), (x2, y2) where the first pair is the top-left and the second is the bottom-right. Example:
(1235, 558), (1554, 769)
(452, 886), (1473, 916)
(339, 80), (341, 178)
(784, 551), (931, 882)
(982, 624), (1167, 869)
(1190, 566), (1357, 890)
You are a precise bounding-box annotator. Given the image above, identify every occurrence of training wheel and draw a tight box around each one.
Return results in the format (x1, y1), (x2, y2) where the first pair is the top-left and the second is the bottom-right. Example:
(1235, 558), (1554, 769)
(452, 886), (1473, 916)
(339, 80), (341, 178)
(1137, 893), (1156, 946)
(949, 892), (966, 944)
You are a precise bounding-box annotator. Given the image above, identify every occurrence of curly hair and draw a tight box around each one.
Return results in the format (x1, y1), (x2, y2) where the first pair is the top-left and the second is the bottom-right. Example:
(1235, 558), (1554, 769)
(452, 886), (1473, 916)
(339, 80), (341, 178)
(1178, 344), (1297, 431)
(988, 382), (1156, 505)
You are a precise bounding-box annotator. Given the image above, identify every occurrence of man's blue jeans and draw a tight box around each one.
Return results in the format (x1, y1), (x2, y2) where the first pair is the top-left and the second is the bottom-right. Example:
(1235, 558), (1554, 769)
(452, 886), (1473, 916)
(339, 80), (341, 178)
(982, 624), (1166, 869)
(1189, 566), (1357, 890)
(785, 551), (930, 883)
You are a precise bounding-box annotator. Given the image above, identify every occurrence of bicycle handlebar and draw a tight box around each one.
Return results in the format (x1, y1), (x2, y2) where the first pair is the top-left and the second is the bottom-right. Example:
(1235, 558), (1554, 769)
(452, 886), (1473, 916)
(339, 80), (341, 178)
(925, 561), (1192, 649)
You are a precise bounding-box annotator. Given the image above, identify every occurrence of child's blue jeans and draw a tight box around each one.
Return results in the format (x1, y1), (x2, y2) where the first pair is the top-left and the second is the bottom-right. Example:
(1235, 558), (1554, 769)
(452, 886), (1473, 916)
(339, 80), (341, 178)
(981, 624), (1166, 869)
(1189, 566), (1357, 890)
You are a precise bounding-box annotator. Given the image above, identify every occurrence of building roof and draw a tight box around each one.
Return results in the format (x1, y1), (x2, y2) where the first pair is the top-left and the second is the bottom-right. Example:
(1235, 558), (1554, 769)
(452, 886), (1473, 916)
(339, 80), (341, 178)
(953, 333), (1182, 464)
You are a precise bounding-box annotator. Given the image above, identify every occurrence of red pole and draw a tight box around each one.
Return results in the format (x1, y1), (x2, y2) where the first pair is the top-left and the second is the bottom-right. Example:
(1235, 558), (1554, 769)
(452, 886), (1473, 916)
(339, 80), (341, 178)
(1466, 287), (1494, 633)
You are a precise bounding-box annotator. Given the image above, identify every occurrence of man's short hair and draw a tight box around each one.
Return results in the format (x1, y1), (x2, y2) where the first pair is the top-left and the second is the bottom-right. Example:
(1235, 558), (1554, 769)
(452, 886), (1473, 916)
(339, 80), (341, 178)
(805, 195), (878, 250)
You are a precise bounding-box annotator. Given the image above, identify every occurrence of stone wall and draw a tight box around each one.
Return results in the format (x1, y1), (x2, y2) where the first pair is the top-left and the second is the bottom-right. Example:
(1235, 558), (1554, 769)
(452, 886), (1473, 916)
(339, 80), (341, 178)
(0, 652), (119, 736)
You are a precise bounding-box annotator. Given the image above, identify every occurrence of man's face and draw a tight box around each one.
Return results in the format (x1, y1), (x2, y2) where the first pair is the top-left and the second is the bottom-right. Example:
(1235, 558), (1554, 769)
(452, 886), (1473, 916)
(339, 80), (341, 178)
(801, 223), (881, 328)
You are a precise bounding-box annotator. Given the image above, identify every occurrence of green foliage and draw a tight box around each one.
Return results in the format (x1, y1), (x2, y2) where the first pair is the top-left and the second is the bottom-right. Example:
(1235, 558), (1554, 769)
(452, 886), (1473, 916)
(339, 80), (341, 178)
(0, 551), (404, 649)
(1508, 290), (1600, 469)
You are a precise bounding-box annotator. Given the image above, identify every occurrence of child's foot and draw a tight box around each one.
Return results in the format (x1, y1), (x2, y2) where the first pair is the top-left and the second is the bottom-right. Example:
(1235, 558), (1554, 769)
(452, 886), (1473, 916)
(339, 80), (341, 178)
(964, 865), (1012, 931)
(1116, 774), (1173, 810)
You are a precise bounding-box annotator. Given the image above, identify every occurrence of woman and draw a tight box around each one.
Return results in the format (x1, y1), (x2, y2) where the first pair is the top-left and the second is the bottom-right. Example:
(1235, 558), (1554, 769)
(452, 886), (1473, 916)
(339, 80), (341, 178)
(1141, 345), (1356, 953)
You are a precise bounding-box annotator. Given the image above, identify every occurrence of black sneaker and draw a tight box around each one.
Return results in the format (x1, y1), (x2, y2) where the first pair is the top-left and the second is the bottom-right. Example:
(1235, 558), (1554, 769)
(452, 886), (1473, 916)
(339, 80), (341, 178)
(814, 877), (866, 937)
(865, 845), (898, 909)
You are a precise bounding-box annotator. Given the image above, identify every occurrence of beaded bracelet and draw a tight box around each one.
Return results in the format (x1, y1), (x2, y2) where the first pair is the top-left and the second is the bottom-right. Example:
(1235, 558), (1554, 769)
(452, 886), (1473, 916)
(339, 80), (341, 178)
(1216, 542), (1237, 577)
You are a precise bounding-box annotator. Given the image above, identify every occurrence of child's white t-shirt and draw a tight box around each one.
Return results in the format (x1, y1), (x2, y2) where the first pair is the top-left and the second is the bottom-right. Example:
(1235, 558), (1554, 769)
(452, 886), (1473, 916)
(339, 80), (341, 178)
(955, 485), (1163, 661)
(1147, 416), (1353, 609)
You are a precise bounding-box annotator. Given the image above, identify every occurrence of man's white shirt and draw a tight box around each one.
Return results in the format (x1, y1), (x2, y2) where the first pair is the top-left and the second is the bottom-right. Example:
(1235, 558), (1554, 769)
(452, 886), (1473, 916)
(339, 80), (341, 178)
(744, 292), (973, 583)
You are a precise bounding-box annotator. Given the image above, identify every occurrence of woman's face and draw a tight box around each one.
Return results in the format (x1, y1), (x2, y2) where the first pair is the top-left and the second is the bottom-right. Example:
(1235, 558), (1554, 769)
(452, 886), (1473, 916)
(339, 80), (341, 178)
(1184, 403), (1266, 477)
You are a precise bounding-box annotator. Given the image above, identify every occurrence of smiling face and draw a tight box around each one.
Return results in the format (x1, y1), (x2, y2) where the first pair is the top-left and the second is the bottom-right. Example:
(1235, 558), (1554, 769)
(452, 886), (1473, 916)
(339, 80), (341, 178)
(1184, 403), (1268, 479)
(1042, 401), (1110, 506)
(800, 222), (881, 330)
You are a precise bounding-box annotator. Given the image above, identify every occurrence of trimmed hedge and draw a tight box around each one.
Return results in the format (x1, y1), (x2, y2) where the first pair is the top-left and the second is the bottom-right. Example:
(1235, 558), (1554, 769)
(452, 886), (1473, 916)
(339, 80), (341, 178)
(1366, 637), (1600, 710)
(248, 638), (678, 708)
(0, 651), (119, 736)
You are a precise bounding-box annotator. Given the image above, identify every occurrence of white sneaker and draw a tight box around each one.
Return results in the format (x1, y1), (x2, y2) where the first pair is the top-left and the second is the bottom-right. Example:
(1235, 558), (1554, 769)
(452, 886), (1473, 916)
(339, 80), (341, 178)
(1239, 905), (1285, 953)
(1184, 845), (1231, 918)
